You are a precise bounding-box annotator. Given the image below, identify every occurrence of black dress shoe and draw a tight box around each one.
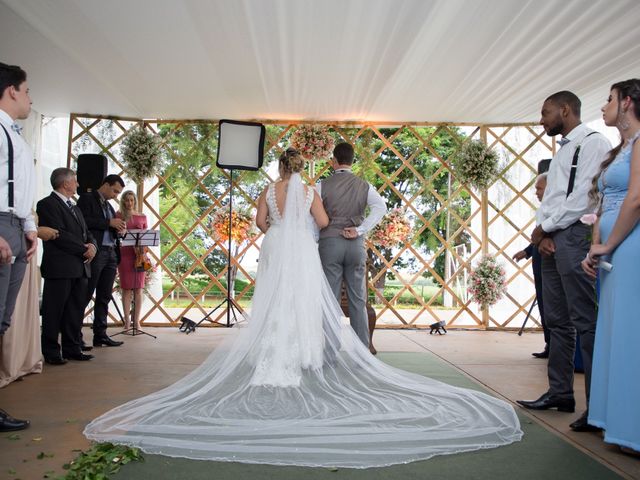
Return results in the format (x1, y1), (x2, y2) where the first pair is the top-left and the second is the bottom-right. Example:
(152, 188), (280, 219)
(532, 347), (549, 359)
(81, 344), (93, 352)
(570, 410), (602, 432)
(0, 409), (30, 432)
(64, 353), (94, 361)
(516, 392), (575, 412)
(44, 356), (68, 365)
(93, 337), (124, 347)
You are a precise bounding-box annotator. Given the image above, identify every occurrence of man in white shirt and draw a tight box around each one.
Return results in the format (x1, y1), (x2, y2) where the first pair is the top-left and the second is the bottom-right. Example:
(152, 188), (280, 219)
(516, 91), (611, 433)
(0, 62), (37, 432)
(317, 142), (386, 347)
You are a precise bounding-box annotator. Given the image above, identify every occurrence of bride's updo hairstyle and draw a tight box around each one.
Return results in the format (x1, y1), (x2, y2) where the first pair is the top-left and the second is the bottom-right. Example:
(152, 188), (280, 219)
(279, 147), (306, 175)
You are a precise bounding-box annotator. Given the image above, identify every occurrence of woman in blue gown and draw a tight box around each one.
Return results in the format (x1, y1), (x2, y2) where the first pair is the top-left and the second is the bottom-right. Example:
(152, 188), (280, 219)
(582, 78), (640, 455)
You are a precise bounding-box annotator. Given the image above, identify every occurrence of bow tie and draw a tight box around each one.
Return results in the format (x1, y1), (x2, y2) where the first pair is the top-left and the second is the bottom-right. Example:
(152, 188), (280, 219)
(10, 123), (23, 135)
(558, 138), (570, 147)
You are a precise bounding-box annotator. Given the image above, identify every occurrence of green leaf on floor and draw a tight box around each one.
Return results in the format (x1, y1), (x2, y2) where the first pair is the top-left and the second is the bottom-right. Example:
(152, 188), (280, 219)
(6, 433), (20, 440)
(57, 442), (143, 480)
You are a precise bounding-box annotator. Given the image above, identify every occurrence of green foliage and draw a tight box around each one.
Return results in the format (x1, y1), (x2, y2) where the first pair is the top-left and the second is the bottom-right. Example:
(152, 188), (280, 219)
(363, 127), (470, 283)
(57, 443), (142, 480)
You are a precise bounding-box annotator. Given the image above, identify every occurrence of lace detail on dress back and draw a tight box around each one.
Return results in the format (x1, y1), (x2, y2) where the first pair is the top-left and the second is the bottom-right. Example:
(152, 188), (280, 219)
(266, 182), (314, 226)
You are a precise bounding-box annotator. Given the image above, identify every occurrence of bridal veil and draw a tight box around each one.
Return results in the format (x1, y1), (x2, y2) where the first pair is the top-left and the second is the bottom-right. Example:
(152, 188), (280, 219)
(84, 173), (522, 468)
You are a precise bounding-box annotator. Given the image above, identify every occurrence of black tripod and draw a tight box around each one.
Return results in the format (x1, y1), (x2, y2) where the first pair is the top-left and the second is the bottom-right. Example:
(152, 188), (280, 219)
(518, 298), (538, 336)
(179, 169), (244, 334)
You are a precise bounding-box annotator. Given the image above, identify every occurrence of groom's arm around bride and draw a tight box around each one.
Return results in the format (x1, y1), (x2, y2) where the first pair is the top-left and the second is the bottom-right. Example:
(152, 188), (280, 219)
(317, 142), (386, 347)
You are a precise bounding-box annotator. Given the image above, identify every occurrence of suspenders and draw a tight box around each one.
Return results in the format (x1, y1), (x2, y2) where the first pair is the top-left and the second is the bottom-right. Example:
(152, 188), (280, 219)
(1, 124), (14, 208)
(566, 131), (598, 198)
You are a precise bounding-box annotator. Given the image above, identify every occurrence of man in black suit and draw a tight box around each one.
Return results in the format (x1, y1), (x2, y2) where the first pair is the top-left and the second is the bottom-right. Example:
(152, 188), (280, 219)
(513, 173), (549, 358)
(77, 174), (126, 347)
(36, 168), (97, 364)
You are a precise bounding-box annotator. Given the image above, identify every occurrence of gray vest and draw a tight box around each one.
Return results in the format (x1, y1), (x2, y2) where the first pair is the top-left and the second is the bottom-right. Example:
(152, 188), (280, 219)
(320, 171), (369, 239)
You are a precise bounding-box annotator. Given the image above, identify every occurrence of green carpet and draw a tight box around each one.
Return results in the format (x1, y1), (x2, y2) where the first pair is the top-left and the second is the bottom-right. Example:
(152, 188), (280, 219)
(112, 352), (621, 480)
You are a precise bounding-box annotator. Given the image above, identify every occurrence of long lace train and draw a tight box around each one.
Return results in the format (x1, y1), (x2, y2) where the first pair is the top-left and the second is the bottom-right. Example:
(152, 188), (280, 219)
(84, 174), (522, 468)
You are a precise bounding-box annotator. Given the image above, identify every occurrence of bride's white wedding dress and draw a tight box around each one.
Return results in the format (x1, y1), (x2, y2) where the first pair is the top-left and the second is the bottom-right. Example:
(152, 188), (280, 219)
(84, 173), (522, 468)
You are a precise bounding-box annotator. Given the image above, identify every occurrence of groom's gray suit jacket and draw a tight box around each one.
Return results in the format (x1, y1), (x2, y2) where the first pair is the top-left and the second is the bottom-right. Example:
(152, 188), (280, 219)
(319, 171), (370, 346)
(319, 172), (369, 238)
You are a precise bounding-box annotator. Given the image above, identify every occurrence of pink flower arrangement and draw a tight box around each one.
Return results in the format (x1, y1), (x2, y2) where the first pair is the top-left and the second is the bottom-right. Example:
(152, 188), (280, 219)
(289, 125), (335, 160)
(468, 255), (507, 307)
(369, 208), (412, 248)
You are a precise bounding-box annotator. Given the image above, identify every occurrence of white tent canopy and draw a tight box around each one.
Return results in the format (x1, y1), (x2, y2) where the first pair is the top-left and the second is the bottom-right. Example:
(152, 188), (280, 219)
(1, 0), (639, 123)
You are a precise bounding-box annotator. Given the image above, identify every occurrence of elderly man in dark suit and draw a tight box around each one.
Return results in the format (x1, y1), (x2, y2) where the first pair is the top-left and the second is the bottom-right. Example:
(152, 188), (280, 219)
(77, 174), (126, 347)
(36, 168), (97, 364)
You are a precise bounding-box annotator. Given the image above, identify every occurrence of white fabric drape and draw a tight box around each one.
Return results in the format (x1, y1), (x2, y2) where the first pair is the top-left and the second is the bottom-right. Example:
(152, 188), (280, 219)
(3, 0), (640, 122)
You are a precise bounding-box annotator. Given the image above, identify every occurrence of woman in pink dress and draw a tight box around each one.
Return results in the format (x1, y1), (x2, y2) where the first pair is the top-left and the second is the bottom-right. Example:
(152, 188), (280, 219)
(116, 191), (148, 331)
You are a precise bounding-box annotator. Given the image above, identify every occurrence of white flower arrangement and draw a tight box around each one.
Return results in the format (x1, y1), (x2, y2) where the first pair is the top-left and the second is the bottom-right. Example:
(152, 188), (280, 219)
(121, 126), (161, 184)
(449, 139), (500, 191)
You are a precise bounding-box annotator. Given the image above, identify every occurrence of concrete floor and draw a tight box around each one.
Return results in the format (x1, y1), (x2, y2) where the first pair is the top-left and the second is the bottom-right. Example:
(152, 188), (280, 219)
(0, 328), (638, 479)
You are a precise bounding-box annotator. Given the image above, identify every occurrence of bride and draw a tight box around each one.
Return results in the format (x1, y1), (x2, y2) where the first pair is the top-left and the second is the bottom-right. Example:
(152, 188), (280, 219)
(84, 148), (522, 468)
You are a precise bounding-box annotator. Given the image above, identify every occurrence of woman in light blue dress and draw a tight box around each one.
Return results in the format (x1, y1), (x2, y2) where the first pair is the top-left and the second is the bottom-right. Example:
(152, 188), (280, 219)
(583, 78), (640, 455)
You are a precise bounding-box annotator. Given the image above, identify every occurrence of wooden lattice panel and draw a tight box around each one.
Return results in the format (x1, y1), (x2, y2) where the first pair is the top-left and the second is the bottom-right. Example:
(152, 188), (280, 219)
(69, 115), (549, 330)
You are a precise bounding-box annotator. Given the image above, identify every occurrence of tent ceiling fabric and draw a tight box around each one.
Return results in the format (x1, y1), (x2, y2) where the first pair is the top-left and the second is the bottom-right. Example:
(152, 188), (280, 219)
(1, 0), (639, 123)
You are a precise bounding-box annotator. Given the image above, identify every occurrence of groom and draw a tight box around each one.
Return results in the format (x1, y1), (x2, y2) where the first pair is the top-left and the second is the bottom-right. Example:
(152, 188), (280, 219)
(317, 142), (386, 347)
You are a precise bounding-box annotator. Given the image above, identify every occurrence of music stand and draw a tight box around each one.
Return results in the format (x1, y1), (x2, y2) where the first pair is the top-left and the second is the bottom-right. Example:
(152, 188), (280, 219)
(113, 229), (160, 339)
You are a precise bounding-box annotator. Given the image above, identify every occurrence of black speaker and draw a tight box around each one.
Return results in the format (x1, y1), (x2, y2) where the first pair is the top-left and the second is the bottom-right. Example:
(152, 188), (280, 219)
(77, 154), (107, 194)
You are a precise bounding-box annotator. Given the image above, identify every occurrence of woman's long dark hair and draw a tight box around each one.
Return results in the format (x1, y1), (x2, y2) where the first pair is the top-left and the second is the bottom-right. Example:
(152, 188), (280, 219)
(590, 79), (640, 209)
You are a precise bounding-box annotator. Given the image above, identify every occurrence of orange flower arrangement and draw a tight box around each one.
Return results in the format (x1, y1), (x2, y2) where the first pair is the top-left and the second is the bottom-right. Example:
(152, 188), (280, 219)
(210, 208), (257, 244)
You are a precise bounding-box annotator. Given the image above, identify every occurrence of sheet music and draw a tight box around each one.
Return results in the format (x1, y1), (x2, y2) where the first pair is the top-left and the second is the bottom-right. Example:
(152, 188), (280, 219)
(121, 229), (160, 247)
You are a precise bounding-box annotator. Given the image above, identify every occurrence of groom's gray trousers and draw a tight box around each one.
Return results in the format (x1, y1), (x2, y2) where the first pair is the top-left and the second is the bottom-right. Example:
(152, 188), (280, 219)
(319, 236), (369, 346)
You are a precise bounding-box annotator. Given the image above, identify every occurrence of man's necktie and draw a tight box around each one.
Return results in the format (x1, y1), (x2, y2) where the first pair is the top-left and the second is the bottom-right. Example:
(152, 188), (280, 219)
(67, 200), (79, 221)
(10, 123), (22, 135)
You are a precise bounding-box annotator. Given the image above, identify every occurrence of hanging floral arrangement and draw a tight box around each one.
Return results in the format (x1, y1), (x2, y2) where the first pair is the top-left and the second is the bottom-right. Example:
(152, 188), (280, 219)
(468, 255), (507, 307)
(449, 139), (500, 191)
(210, 208), (257, 244)
(121, 125), (162, 184)
(369, 208), (412, 249)
(289, 125), (335, 160)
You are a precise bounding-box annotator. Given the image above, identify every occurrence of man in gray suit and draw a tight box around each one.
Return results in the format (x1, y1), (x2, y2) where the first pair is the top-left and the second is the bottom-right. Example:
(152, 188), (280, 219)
(317, 142), (386, 347)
